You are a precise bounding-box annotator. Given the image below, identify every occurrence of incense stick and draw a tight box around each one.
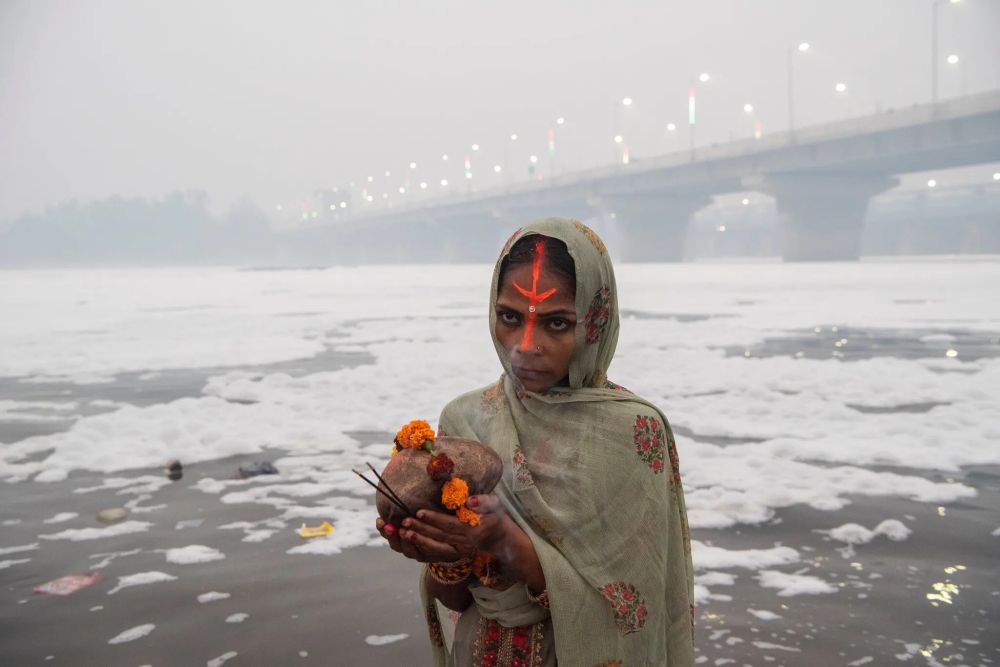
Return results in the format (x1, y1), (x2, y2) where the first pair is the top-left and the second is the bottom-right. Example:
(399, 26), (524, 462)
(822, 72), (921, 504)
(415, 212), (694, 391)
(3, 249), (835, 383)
(352, 469), (411, 516)
(365, 462), (415, 517)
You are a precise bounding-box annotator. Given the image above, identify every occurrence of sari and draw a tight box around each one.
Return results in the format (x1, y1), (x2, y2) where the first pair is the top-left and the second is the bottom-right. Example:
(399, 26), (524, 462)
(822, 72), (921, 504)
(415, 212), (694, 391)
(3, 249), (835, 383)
(420, 218), (695, 666)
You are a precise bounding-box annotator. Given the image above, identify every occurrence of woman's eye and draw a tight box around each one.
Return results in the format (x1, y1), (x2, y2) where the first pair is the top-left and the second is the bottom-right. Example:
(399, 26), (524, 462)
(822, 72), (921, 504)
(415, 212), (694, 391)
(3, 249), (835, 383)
(548, 318), (570, 332)
(500, 311), (520, 325)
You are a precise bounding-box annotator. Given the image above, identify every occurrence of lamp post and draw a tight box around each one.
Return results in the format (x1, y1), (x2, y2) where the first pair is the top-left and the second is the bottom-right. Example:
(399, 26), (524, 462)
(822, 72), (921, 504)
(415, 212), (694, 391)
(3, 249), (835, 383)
(834, 82), (848, 119)
(688, 74), (708, 158)
(549, 117), (563, 178)
(615, 97), (632, 163)
(946, 53), (966, 96)
(743, 103), (755, 139)
(932, 0), (961, 103)
(788, 42), (809, 133)
(504, 133), (517, 185)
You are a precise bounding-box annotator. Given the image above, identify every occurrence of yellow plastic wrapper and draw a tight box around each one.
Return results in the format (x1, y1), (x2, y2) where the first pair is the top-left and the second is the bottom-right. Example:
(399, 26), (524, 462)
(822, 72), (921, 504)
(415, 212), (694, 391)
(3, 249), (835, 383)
(296, 521), (335, 538)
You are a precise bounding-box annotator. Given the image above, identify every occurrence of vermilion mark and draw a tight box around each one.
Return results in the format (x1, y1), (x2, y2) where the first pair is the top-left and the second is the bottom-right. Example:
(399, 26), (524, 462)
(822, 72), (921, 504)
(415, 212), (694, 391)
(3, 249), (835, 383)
(513, 239), (558, 349)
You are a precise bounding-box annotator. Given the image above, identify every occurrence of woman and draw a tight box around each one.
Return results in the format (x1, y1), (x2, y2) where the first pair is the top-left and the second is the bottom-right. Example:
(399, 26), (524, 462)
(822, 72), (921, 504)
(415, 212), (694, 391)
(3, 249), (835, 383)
(376, 217), (694, 665)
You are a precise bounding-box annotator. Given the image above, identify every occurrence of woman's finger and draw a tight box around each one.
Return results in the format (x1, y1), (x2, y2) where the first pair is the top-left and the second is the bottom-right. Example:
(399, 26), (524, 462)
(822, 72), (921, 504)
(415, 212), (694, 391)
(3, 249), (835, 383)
(397, 539), (429, 562)
(404, 529), (463, 561)
(467, 494), (503, 514)
(401, 516), (452, 545)
(415, 509), (465, 533)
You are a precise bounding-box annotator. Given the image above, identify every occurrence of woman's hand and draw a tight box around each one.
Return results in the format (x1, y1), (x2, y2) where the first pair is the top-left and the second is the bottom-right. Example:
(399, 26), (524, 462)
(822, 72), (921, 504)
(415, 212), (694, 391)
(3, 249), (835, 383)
(375, 516), (430, 562)
(397, 494), (515, 562)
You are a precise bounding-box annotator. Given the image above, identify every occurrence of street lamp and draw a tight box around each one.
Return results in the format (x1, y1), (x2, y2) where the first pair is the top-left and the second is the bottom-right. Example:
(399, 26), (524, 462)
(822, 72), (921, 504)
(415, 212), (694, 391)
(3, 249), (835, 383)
(504, 133), (518, 183)
(788, 42), (810, 133)
(615, 97), (633, 162)
(743, 103), (757, 139)
(688, 75), (709, 154)
(945, 53), (967, 95)
(834, 82), (849, 120)
(932, 0), (961, 103)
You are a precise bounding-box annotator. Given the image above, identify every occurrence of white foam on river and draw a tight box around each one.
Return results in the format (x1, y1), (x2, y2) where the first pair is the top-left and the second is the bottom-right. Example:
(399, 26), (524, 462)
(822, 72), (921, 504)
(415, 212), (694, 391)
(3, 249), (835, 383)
(1, 260), (999, 604)
(107, 571), (177, 595)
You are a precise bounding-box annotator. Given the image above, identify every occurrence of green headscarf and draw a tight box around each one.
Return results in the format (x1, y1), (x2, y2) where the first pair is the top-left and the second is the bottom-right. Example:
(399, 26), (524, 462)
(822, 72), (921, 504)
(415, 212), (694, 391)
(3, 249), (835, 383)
(422, 218), (694, 666)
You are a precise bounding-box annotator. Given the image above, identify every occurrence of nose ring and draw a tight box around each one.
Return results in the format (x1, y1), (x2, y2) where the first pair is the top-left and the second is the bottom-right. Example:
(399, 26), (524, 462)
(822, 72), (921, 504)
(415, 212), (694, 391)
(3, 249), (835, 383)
(536, 345), (542, 353)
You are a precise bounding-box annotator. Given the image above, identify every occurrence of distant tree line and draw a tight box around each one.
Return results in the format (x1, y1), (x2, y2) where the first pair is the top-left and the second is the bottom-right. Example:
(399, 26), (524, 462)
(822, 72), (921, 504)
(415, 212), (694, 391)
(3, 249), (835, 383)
(0, 191), (277, 266)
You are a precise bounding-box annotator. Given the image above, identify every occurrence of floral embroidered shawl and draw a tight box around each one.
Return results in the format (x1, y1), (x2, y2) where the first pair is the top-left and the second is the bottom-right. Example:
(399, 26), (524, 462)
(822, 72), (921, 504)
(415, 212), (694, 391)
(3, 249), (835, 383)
(421, 217), (695, 666)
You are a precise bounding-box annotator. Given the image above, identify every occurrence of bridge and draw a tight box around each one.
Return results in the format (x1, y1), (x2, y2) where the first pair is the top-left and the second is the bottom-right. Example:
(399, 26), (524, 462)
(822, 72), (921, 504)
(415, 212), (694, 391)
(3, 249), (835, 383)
(306, 90), (1000, 262)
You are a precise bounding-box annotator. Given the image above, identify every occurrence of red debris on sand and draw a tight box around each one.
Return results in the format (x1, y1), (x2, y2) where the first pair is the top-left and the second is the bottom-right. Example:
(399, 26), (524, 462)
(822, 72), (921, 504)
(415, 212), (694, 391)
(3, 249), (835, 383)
(34, 573), (101, 596)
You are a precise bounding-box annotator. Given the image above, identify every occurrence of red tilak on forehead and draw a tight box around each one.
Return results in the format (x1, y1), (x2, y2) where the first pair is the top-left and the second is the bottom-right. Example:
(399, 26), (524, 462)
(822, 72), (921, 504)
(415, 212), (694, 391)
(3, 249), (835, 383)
(513, 239), (558, 349)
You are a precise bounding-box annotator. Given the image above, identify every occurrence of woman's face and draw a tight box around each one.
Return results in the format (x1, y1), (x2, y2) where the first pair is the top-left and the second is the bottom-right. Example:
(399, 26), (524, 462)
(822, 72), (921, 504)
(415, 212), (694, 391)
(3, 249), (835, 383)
(495, 261), (576, 392)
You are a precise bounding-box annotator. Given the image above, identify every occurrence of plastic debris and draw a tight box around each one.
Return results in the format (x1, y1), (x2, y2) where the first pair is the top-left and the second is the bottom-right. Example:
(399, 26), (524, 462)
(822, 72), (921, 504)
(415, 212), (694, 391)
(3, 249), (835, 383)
(175, 519), (204, 530)
(96, 508), (129, 525)
(35, 573), (101, 596)
(296, 521), (335, 539)
(238, 461), (279, 479)
(165, 459), (183, 482)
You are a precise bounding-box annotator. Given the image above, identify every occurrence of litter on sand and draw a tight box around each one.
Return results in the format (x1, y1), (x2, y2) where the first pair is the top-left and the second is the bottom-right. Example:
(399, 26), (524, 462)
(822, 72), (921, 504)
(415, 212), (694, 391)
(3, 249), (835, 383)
(238, 461), (279, 478)
(96, 508), (129, 525)
(165, 459), (183, 481)
(34, 573), (102, 596)
(296, 521), (335, 538)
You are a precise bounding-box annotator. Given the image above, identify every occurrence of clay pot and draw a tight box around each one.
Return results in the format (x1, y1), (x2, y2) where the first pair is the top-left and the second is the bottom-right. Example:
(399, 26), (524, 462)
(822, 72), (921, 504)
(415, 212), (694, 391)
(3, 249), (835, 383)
(376, 436), (503, 526)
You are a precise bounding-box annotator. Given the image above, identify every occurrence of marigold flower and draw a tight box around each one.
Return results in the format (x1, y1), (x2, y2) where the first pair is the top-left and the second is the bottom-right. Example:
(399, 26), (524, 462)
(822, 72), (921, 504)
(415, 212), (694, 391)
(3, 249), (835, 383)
(473, 550), (498, 586)
(441, 476), (469, 510)
(456, 505), (481, 526)
(426, 452), (455, 481)
(396, 420), (435, 449)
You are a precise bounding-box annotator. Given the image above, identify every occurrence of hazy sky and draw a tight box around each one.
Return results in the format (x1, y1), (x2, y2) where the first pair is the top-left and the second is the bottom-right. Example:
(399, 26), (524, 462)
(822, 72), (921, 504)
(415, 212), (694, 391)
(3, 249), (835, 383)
(2, 0), (998, 223)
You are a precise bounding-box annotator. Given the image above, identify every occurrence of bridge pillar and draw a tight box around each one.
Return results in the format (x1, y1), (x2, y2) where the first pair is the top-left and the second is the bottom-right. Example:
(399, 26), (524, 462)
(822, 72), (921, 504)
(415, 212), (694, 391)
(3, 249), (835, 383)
(602, 193), (712, 262)
(751, 173), (898, 261)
